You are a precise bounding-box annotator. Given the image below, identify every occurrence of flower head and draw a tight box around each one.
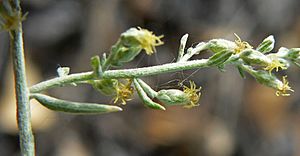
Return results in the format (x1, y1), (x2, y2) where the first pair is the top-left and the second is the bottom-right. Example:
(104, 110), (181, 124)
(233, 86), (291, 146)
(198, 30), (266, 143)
(183, 81), (202, 108)
(276, 76), (294, 96)
(234, 33), (253, 54)
(113, 79), (134, 105)
(135, 27), (164, 55)
(264, 56), (287, 74)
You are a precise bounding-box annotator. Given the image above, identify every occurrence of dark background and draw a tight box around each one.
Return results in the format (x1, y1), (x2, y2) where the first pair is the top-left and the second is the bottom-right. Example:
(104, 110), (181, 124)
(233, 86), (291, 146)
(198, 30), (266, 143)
(1, 0), (300, 155)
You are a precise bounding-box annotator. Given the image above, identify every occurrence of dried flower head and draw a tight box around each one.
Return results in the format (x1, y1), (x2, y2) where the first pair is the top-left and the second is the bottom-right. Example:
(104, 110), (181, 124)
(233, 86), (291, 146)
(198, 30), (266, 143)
(183, 81), (202, 108)
(113, 79), (134, 105)
(276, 76), (294, 96)
(0, 6), (27, 32)
(234, 33), (253, 54)
(136, 27), (164, 55)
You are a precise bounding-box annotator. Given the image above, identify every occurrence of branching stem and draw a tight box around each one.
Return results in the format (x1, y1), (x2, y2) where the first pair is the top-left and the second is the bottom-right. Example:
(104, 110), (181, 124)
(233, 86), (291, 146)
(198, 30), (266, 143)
(30, 59), (210, 93)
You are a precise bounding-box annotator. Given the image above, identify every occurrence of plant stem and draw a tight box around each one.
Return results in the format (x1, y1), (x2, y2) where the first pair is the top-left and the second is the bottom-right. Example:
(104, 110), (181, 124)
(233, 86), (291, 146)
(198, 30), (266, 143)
(11, 1), (35, 155)
(30, 59), (209, 93)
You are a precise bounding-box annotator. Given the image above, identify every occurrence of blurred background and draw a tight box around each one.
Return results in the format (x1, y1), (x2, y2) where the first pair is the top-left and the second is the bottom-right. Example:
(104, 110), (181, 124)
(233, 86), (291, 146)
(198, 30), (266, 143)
(1, 0), (300, 155)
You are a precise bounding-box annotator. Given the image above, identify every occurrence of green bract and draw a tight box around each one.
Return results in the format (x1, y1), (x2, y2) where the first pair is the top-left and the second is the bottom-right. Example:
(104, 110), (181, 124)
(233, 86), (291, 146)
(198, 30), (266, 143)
(91, 79), (118, 96)
(109, 41), (142, 67)
(240, 49), (271, 66)
(208, 50), (233, 66)
(256, 35), (275, 53)
(208, 39), (236, 53)
(252, 70), (279, 88)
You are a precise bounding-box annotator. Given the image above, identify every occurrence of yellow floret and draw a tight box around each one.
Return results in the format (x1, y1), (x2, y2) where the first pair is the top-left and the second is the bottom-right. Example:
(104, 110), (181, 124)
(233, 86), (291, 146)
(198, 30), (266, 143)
(136, 27), (164, 55)
(234, 33), (253, 53)
(113, 79), (134, 105)
(183, 81), (202, 108)
(276, 76), (294, 96)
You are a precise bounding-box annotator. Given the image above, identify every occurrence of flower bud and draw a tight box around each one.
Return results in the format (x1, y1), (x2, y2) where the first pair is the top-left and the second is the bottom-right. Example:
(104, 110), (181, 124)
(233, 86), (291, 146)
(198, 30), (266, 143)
(156, 81), (201, 108)
(106, 27), (163, 67)
(156, 89), (190, 106)
(208, 39), (236, 53)
(240, 49), (271, 66)
(121, 27), (164, 55)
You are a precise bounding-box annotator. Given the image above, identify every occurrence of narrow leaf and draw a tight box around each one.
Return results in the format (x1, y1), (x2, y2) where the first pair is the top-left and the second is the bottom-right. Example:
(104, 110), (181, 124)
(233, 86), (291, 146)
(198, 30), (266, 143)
(136, 78), (158, 98)
(133, 79), (165, 110)
(31, 93), (122, 114)
(91, 55), (102, 77)
(256, 35), (275, 53)
(207, 51), (233, 66)
(177, 34), (188, 62)
(237, 66), (246, 79)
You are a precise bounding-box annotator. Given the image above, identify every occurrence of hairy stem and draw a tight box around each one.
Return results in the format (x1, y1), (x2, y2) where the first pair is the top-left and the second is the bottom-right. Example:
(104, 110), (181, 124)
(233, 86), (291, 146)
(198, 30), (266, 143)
(11, 1), (35, 155)
(30, 59), (209, 93)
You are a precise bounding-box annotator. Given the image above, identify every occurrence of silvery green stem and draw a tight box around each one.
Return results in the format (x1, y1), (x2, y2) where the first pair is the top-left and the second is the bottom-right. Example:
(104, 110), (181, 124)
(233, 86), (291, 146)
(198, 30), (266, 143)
(10, 0), (35, 155)
(30, 59), (209, 93)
